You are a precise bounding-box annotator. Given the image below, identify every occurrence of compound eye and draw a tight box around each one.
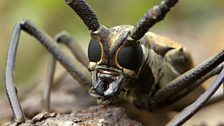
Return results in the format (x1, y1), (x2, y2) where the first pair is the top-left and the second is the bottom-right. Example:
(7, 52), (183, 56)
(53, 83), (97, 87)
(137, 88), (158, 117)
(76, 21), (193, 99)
(88, 39), (101, 62)
(117, 44), (143, 71)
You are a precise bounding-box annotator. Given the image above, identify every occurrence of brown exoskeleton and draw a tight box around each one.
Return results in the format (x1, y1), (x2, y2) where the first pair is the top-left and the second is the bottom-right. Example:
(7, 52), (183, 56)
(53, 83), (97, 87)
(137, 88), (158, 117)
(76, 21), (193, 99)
(4, 0), (224, 125)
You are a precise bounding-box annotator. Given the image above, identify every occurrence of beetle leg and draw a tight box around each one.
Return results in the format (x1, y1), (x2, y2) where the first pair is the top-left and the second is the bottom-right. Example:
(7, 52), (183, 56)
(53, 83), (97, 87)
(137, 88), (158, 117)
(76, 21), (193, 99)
(55, 31), (88, 67)
(154, 50), (224, 103)
(42, 50), (56, 112)
(166, 66), (224, 126)
(42, 31), (89, 112)
(5, 20), (91, 123)
(5, 23), (25, 123)
(155, 63), (223, 111)
(176, 63), (224, 104)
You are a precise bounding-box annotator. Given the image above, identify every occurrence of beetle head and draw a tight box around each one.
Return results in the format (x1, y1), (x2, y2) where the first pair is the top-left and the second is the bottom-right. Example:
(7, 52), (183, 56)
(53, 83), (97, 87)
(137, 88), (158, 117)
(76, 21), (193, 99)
(87, 25), (144, 102)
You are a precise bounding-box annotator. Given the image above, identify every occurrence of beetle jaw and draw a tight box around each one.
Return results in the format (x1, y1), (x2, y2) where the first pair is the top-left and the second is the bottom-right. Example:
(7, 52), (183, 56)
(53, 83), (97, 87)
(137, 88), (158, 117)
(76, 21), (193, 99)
(88, 62), (138, 104)
(89, 67), (124, 97)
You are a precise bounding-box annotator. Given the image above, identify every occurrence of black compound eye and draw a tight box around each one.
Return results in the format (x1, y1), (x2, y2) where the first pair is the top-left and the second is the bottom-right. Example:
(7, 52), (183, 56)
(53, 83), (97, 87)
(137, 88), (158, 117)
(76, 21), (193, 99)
(88, 39), (101, 62)
(117, 44), (143, 71)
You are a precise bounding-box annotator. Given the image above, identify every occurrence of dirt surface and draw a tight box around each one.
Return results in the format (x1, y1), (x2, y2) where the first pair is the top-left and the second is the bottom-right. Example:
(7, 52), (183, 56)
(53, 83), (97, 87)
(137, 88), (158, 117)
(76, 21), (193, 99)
(5, 106), (141, 126)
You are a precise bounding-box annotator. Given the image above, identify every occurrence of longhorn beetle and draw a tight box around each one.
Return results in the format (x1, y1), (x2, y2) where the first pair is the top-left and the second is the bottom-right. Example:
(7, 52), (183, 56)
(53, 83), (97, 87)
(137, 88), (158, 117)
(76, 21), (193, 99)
(5, 0), (224, 125)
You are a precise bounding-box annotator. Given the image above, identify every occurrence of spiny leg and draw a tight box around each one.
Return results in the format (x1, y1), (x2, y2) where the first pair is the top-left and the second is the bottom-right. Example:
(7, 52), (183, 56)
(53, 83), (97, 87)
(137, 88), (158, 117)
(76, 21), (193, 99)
(163, 63), (224, 108)
(154, 50), (224, 104)
(5, 20), (91, 123)
(42, 31), (89, 112)
(151, 51), (224, 124)
(166, 66), (224, 126)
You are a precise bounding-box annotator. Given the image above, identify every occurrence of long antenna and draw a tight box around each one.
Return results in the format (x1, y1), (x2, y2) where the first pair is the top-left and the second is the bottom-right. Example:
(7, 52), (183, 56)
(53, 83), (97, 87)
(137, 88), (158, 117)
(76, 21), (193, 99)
(65, 0), (100, 31)
(130, 0), (179, 40)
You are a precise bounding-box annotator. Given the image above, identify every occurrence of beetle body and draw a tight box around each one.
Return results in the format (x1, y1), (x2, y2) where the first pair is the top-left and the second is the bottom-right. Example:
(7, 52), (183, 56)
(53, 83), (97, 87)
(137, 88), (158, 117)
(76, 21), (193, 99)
(87, 25), (204, 109)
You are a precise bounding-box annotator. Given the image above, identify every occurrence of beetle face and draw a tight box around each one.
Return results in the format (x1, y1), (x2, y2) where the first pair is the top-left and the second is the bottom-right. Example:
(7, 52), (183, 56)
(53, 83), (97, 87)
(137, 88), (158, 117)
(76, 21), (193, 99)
(87, 25), (144, 101)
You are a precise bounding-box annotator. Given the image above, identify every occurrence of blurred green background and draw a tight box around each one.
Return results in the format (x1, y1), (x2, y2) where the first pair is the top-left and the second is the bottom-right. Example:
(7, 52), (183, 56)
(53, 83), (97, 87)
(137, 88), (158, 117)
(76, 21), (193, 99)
(0, 0), (224, 94)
